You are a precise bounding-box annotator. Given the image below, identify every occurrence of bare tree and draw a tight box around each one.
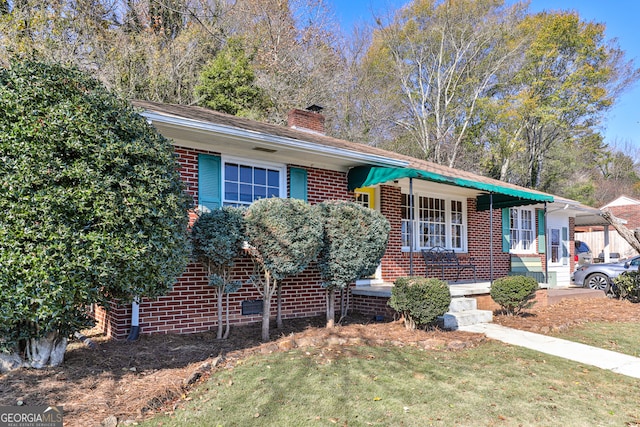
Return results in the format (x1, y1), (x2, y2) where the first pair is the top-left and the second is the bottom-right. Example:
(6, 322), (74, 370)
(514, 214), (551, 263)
(602, 211), (640, 254)
(230, 0), (346, 126)
(361, 0), (525, 167)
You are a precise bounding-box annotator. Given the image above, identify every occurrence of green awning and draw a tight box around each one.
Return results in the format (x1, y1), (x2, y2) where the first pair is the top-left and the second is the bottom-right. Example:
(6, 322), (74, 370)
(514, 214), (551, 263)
(347, 166), (553, 210)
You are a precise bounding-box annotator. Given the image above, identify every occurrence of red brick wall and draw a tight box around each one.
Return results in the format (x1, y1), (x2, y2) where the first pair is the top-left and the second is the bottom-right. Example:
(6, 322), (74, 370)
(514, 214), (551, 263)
(292, 164), (353, 205)
(96, 149), (353, 339)
(351, 293), (398, 320)
(569, 216), (576, 272)
(466, 199), (511, 280)
(609, 205), (640, 229)
(98, 252), (335, 340)
(95, 145), (542, 339)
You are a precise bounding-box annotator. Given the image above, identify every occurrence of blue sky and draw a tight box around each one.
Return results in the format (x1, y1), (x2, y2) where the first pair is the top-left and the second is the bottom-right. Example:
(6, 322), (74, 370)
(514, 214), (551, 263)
(332, 0), (640, 150)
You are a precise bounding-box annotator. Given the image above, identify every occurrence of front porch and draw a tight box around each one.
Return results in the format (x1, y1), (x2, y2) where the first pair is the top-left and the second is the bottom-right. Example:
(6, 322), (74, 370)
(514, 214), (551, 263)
(350, 280), (606, 328)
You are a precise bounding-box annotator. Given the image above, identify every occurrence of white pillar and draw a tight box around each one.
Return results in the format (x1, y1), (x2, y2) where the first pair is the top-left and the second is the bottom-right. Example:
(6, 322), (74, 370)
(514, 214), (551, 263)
(603, 225), (610, 263)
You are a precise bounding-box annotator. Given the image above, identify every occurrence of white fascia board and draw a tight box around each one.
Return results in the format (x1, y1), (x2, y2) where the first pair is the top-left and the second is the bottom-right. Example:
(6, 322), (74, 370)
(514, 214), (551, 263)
(143, 111), (409, 168)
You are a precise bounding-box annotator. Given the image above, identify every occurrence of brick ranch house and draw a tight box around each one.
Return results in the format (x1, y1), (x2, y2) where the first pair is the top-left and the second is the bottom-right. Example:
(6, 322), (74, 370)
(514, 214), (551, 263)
(94, 101), (604, 339)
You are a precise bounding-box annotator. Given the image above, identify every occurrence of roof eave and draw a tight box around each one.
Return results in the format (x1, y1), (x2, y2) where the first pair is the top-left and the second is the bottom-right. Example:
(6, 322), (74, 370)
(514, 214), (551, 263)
(142, 111), (409, 169)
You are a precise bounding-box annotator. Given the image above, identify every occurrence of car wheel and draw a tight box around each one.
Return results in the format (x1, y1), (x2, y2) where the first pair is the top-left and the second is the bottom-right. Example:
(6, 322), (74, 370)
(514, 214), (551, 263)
(585, 273), (609, 291)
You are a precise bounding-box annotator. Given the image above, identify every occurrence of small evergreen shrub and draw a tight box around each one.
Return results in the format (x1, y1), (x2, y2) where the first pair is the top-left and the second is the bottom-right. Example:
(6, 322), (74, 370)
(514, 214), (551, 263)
(612, 272), (640, 303)
(490, 275), (538, 315)
(388, 277), (451, 330)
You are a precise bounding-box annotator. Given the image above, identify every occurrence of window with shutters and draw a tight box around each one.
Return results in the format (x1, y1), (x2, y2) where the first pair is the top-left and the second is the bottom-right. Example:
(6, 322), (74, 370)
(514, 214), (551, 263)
(509, 207), (534, 252)
(222, 157), (286, 207)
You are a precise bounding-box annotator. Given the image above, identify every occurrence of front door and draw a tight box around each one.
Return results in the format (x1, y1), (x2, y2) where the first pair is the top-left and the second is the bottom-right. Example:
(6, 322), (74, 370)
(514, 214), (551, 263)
(549, 226), (569, 266)
(547, 215), (571, 285)
(354, 187), (383, 284)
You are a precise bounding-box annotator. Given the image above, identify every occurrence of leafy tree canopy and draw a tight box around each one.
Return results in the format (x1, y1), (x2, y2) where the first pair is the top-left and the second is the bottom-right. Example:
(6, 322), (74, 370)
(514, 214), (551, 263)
(195, 38), (270, 118)
(317, 200), (390, 328)
(191, 207), (245, 279)
(244, 197), (323, 340)
(191, 207), (245, 339)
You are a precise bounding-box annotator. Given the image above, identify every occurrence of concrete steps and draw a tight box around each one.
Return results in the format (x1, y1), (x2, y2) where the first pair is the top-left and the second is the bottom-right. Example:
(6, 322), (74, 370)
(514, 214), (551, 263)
(443, 297), (493, 330)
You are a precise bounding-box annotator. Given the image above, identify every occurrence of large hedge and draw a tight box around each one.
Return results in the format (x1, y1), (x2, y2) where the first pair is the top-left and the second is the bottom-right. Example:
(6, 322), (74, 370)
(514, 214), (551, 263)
(0, 61), (191, 367)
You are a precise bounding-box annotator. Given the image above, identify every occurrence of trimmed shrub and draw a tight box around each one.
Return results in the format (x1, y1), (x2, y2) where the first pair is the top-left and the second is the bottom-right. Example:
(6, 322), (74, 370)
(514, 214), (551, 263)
(317, 200), (390, 327)
(388, 277), (451, 330)
(191, 207), (245, 339)
(244, 198), (323, 341)
(612, 272), (640, 303)
(490, 275), (538, 315)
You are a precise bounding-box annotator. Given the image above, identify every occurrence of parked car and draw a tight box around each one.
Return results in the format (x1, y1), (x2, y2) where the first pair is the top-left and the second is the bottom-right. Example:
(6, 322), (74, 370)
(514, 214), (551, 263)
(594, 251), (621, 263)
(574, 240), (592, 267)
(573, 256), (640, 291)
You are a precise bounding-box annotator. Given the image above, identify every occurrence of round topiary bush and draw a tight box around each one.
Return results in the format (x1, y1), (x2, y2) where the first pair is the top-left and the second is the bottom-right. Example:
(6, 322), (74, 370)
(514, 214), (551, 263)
(388, 277), (451, 330)
(490, 275), (539, 315)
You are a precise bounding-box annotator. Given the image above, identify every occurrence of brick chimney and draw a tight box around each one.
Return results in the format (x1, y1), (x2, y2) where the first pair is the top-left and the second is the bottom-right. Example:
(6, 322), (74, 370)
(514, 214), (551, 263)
(287, 105), (325, 134)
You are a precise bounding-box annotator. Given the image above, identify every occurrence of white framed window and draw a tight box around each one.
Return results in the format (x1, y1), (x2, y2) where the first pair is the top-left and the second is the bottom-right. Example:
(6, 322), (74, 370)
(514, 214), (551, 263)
(222, 156), (286, 207)
(401, 192), (467, 251)
(354, 187), (375, 209)
(510, 207), (534, 252)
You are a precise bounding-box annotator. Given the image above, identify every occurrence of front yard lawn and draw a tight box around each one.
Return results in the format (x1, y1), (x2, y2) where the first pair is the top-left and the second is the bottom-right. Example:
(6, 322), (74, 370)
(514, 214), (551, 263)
(551, 322), (640, 357)
(143, 341), (640, 426)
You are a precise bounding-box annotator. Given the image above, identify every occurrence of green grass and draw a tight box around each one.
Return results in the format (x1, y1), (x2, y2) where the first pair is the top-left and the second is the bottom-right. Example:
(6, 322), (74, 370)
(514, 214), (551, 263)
(142, 342), (640, 427)
(551, 322), (640, 357)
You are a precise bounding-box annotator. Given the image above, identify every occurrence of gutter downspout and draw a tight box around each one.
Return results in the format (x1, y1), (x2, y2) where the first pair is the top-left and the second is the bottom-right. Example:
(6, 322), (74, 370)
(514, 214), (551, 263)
(489, 192), (494, 285)
(127, 297), (140, 342)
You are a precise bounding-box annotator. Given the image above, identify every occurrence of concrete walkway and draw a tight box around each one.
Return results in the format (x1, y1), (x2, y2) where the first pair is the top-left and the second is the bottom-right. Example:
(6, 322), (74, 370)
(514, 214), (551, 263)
(460, 323), (640, 379)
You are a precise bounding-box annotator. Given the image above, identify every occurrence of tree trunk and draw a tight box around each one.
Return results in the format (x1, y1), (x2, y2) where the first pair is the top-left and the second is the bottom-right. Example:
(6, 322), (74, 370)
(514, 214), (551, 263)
(223, 292), (231, 340)
(403, 315), (416, 331)
(261, 296), (271, 341)
(341, 287), (350, 320)
(26, 331), (68, 368)
(602, 211), (640, 254)
(326, 287), (335, 328)
(276, 282), (283, 329)
(0, 352), (22, 373)
(216, 287), (224, 339)
(261, 272), (274, 342)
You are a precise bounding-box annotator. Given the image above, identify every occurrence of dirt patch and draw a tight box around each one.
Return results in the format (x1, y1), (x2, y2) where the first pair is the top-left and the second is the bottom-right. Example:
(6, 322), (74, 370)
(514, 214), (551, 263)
(1, 298), (639, 426)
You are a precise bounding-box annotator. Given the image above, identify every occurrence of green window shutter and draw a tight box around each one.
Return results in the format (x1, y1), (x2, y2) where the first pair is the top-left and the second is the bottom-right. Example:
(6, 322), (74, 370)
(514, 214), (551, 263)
(198, 154), (221, 211)
(502, 208), (510, 253)
(537, 210), (546, 254)
(289, 167), (308, 202)
(562, 227), (568, 264)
